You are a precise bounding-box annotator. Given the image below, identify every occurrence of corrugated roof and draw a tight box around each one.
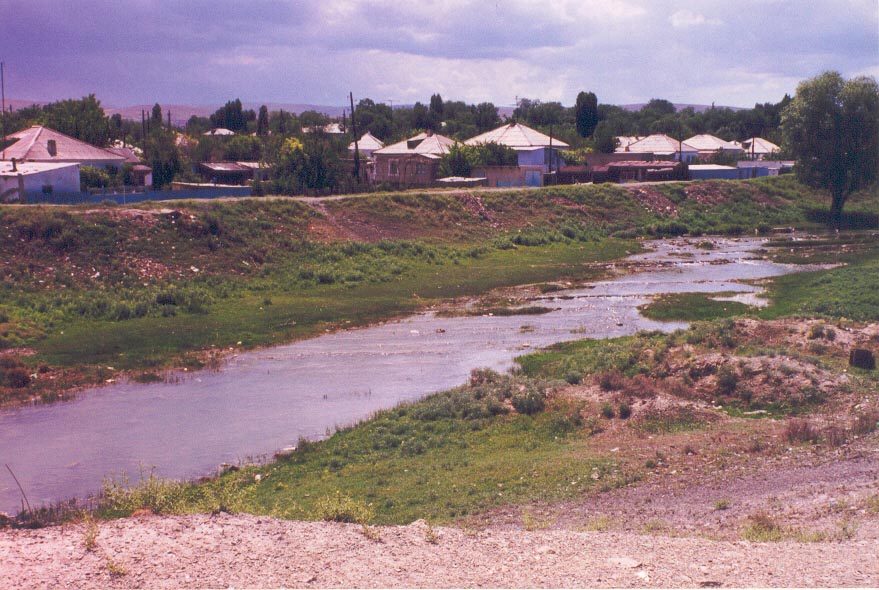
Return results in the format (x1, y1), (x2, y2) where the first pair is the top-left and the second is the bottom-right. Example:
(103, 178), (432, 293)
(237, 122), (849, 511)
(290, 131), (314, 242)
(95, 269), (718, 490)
(204, 128), (235, 136)
(200, 162), (251, 172)
(737, 137), (780, 154)
(684, 134), (742, 152)
(0, 160), (80, 176)
(617, 134), (697, 154)
(106, 146), (142, 164)
(374, 132), (455, 156)
(349, 131), (384, 152)
(465, 122), (569, 149)
(689, 164), (737, 171)
(2, 126), (126, 163)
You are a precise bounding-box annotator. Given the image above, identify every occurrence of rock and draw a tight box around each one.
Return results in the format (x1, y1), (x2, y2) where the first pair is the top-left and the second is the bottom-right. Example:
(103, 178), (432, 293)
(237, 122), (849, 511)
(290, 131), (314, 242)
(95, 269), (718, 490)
(849, 348), (875, 370)
(607, 557), (641, 569)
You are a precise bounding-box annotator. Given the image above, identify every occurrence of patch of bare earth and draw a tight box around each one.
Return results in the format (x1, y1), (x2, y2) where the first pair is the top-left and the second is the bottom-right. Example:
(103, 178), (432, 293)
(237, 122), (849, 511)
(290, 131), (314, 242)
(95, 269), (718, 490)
(626, 187), (679, 217)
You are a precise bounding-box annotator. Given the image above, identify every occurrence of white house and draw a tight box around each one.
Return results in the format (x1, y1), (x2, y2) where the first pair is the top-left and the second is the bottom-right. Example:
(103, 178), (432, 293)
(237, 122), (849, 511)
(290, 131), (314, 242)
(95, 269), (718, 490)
(465, 122), (568, 175)
(0, 160), (81, 202)
(2, 126), (126, 169)
(616, 134), (699, 163)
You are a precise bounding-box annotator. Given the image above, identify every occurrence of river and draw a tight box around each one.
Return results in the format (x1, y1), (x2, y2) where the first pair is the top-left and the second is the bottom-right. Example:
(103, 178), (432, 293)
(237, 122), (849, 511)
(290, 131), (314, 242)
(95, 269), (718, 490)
(0, 237), (805, 514)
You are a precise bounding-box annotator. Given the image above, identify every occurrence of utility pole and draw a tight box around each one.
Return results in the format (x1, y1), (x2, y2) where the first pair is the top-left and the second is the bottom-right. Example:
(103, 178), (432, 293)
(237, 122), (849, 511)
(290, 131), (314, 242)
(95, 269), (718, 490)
(350, 92), (360, 183)
(1, 62), (6, 160)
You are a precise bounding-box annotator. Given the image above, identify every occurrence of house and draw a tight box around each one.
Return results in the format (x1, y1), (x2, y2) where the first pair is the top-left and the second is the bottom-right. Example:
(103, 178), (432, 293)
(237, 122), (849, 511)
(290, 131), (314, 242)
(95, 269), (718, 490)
(688, 164), (740, 181)
(736, 137), (780, 160)
(106, 146), (153, 187)
(465, 122), (568, 177)
(1, 160), (81, 202)
(737, 160), (795, 178)
(372, 131), (455, 187)
(198, 162), (255, 185)
(1, 126), (126, 169)
(203, 128), (235, 137)
(616, 134), (698, 163)
(684, 134), (744, 161)
(303, 123), (346, 136)
(348, 132), (384, 159)
(605, 160), (686, 183)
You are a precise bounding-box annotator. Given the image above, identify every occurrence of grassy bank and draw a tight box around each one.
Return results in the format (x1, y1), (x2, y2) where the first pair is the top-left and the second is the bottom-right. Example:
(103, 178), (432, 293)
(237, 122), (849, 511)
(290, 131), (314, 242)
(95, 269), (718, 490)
(1, 176), (876, 404)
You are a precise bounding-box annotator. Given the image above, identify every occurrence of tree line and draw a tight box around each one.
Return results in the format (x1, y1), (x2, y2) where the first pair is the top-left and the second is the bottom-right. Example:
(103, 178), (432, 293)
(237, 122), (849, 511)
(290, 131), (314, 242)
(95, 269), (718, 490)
(1, 72), (875, 221)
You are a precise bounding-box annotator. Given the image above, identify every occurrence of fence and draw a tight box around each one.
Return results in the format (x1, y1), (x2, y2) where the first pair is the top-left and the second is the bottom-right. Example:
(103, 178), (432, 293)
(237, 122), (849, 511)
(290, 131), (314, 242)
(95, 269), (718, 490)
(21, 185), (253, 205)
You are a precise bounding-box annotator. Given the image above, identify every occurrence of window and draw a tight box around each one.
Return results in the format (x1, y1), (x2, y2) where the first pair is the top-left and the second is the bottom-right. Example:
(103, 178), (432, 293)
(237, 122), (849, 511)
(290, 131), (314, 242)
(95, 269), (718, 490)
(389, 161), (399, 176)
(415, 162), (427, 175)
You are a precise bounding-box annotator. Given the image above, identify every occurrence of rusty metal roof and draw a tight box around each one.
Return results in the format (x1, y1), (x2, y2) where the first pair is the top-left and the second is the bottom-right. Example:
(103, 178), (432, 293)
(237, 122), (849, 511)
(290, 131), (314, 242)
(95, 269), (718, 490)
(2, 126), (126, 163)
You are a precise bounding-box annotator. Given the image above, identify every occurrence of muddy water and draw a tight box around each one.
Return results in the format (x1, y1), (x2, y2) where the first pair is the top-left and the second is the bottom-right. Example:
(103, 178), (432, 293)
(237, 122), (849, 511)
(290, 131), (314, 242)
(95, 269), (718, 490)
(0, 237), (801, 513)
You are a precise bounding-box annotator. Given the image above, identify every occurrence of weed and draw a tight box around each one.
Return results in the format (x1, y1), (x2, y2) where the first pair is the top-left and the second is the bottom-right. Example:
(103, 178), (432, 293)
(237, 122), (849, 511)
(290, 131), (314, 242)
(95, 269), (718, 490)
(784, 418), (821, 444)
(600, 402), (615, 419)
(836, 519), (858, 540)
(82, 514), (99, 552)
(865, 494), (879, 514)
(582, 515), (615, 532)
(311, 491), (373, 525)
(642, 519), (670, 533)
(105, 556), (129, 577)
(713, 499), (730, 511)
(741, 512), (785, 542)
(359, 524), (383, 542)
(618, 401), (632, 419)
(424, 523), (439, 544)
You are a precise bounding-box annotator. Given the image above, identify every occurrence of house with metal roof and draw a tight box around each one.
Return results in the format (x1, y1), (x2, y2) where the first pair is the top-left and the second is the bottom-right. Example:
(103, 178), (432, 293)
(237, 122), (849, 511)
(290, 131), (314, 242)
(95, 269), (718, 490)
(684, 134), (744, 161)
(372, 131), (455, 187)
(1, 160), (81, 203)
(348, 132), (385, 158)
(735, 137), (780, 160)
(616, 134), (698, 163)
(465, 122), (568, 175)
(1, 126), (126, 169)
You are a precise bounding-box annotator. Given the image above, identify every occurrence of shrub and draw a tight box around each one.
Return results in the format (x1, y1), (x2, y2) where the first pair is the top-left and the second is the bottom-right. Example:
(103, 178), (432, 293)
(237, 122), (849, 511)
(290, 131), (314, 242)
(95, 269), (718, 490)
(598, 370), (625, 391)
(716, 367), (738, 395)
(784, 418), (820, 444)
(600, 402), (615, 419)
(5, 367), (31, 388)
(512, 390), (545, 415)
(618, 401), (632, 419)
(312, 491), (373, 524)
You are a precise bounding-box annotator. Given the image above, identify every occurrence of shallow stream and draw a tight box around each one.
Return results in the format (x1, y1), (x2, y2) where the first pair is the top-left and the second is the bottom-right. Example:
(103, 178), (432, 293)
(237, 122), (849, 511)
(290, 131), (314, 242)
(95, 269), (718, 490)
(0, 237), (806, 514)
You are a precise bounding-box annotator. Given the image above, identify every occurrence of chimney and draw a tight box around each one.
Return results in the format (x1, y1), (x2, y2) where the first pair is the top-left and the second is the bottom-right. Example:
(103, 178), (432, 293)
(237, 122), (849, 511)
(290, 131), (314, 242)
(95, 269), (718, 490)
(11, 157), (16, 172)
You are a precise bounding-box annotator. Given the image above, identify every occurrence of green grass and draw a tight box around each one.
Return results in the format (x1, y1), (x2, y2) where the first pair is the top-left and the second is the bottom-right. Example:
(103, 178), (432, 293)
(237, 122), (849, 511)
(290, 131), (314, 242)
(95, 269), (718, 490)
(639, 293), (755, 322)
(92, 375), (624, 525)
(760, 238), (879, 322)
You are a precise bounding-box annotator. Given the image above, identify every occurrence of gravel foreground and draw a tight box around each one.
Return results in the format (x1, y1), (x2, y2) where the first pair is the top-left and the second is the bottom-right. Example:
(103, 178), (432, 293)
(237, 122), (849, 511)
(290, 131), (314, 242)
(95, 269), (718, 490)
(2, 513), (878, 589)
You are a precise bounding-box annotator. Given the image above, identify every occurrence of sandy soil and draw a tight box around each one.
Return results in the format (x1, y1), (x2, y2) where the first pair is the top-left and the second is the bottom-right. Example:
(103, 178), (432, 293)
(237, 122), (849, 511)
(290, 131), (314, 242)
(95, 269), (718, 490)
(2, 511), (877, 589)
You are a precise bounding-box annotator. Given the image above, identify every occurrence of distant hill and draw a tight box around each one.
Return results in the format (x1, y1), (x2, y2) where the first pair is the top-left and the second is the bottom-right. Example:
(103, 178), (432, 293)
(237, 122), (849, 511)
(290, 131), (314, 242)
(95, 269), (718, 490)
(619, 103), (746, 113)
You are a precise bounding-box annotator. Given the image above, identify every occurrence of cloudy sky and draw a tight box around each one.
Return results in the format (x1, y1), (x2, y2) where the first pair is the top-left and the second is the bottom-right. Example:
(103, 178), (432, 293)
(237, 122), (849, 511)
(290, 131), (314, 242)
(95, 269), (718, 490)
(2, 0), (877, 110)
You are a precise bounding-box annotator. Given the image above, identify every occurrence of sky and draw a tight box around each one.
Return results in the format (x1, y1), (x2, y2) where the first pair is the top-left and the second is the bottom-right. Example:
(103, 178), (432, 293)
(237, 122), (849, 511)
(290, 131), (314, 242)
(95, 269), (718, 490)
(2, 0), (877, 110)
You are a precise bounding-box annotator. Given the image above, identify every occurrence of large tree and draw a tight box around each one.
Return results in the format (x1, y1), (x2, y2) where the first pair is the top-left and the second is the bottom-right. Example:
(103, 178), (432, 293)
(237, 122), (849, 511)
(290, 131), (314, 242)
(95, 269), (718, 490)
(782, 71), (879, 226)
(574, 91), (599, 137)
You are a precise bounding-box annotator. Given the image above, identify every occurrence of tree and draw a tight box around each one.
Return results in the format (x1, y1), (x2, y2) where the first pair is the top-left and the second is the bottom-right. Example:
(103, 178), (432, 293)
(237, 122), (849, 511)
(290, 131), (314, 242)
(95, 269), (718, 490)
(593, 121), (617, 153)
(257, 105), (269, 137)
(151, 103), (163, 129)
(575, 91), (599, 137)
(782, 71), (879, 226)
(143, 129), (181, 189)
(42, 95), (109, 146)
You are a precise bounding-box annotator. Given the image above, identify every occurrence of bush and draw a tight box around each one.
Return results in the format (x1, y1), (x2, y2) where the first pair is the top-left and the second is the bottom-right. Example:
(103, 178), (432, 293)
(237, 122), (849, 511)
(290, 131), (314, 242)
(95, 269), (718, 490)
(618, 401), (632, 419)
(312, 491), (373, 524)
(512, 389), (546, 415)
(716, 368), (738, 395)
(4, 367), (31, 388)
(598, 370), (625, 391)
(784, 418), (820, 444)
(600, 402), (615, 419)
